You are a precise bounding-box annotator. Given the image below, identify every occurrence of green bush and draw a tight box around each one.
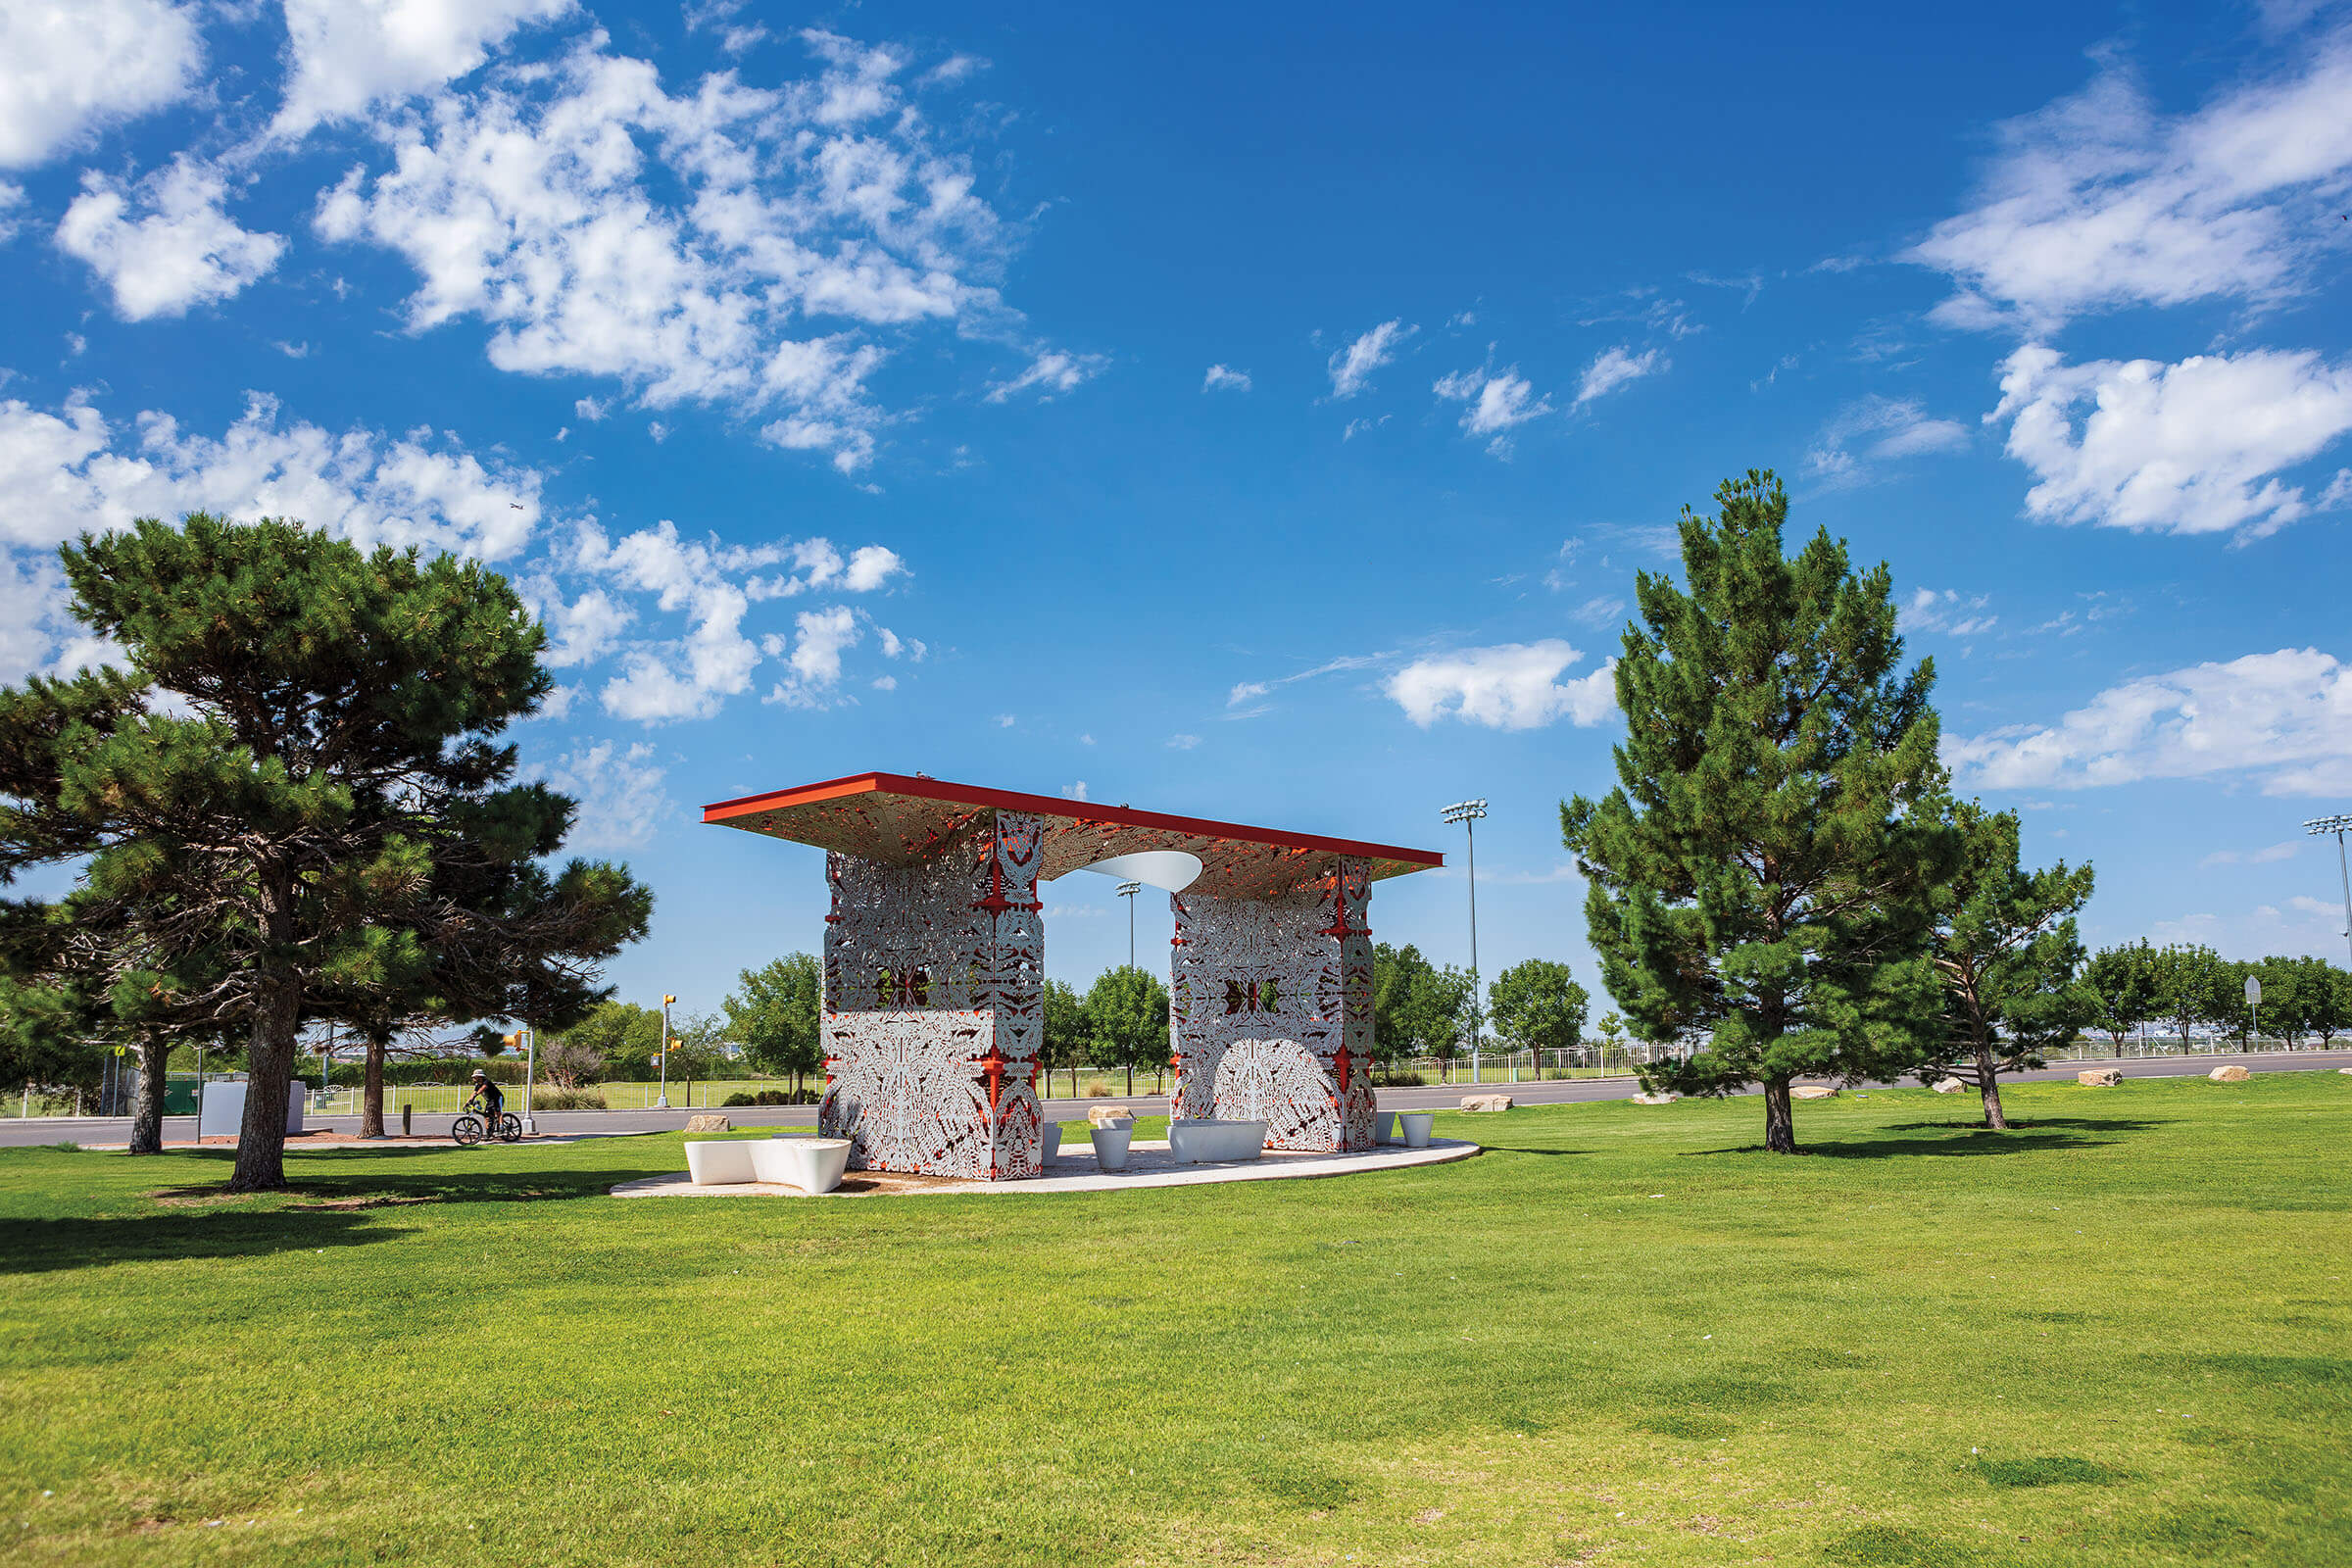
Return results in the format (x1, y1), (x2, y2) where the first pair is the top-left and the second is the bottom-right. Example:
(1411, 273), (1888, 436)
(720, 1088), (816, 1106)
(531, 1088), (608, 1110)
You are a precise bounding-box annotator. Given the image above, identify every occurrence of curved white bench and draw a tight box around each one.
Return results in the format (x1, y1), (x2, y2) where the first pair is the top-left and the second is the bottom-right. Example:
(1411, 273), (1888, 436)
(684, 1137), (853, 1194)
(683, 1140), (758, 1186)
(751, 1137), (853, 1194)
(1168, 1118), (1268, 1163)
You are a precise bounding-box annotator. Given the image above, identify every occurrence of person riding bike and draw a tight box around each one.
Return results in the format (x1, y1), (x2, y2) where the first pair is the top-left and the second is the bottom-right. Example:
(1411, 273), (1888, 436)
(466, 1068), (505, 1127)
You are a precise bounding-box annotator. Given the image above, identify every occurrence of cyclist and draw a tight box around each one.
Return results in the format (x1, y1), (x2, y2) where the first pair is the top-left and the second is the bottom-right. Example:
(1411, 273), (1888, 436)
(466, 1068), (506, 1132)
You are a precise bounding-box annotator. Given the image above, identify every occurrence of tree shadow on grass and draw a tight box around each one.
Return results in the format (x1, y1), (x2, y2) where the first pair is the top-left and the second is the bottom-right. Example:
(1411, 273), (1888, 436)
(1681, 1126), (2129, 1158)
(0, 1207), (413, 1274)
(1880, 1117), (2159, 1135)
(1470, 1146), (1596, 1157)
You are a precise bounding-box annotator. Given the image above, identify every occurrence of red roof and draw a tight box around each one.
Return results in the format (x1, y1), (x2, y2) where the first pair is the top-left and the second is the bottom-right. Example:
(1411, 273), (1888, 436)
(704, 771), (1443, 901)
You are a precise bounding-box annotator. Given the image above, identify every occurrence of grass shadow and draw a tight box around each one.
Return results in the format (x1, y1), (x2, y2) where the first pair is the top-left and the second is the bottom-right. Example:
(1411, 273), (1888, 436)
(1472, 1146), (1596, 1157)
(1681, 1127), (2124, 1158)
(1882, 1117), (2160, 1134)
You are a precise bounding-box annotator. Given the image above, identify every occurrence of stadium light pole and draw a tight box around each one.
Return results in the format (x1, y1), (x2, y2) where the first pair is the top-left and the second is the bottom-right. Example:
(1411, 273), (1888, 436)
(1441, 799), (1489, 1085)
(2308, 815), (2352, 969)
(1116, 880), (1142, 969)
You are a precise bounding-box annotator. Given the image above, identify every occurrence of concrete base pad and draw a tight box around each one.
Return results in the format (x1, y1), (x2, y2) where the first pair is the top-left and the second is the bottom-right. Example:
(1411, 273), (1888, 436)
(611, 1136), (1480, 1199)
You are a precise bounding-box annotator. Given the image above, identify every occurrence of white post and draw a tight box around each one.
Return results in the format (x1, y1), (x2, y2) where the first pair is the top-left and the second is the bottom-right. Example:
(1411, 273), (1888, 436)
(521, 1027), (537, 1134)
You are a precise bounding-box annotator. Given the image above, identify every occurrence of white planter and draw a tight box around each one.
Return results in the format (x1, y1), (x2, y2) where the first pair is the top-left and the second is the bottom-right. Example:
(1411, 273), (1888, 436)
(1398, 1112), (1435, 1149)
(1090, 1125), (1134, 1171)
(1040, 1124), (1061, 1166)
(683, 1140), (758, 1185)
(1168, 1118), (1268, 1163)
(751, 1137), (853, 1194)
(1369, 1110), (1397, 1144)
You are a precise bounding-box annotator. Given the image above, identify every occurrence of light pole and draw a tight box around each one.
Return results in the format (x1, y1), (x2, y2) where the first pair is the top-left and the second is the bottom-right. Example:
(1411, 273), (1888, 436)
(1116, 880), (1142, 969)
(1441, 799), (1488, 1085)
(2307, 815), (2352, 970)
(658, 994), (675, 1108)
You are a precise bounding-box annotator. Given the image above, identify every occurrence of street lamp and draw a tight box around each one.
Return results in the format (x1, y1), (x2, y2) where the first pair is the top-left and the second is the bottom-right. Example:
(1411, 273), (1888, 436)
(1441, 799), (1488, 1085)
(1116, 880), (1142, 969)
(2307, 815), (2352, 969)
(658, 994), (676, 1108)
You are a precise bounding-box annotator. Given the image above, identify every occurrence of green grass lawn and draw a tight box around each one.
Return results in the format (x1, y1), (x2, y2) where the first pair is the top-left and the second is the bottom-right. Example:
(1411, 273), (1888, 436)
(2, 1074), (2346, 1567)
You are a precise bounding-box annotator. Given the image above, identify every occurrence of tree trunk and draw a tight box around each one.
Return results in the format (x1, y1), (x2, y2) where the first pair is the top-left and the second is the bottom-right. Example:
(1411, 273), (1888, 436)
(1976, 1044), (2006, 1131)
(361, 1037), (387, 1139)
(127, 1035), (171, 1154)
(1762, 1077), (1796, 1153)
(228, 970), (301, 1192)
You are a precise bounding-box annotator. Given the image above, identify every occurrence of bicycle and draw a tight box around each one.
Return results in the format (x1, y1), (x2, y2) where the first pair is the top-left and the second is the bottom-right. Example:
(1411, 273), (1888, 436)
(451, 1094), (522, 1147)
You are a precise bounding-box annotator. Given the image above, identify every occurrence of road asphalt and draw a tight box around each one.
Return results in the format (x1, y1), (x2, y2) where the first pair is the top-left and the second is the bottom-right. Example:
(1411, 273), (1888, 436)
(8, 1047), (2346, 1148)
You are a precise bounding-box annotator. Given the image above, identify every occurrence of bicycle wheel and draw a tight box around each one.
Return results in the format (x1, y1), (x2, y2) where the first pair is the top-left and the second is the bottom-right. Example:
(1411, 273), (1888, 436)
(497, 1113), (522, 1142)
(451, 1114), (484, 1148)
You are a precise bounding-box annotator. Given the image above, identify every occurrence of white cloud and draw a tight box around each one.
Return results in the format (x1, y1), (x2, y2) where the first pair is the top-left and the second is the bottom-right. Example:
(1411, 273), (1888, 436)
(274, 0), (575, 136)
(525, 738), (670, 849)
(1900, 588), (1997, 638)
(1387, 640), (1617, 731)
(842, 544), (905, 592)
(1166, 733), (1200, 750)
(1201, 364), (1251, 393)
(2145, 896), (2345, 962)
(1341, 415), (1389, 441)
(1227, 680), (1270, 707)
(0, 0), (202, 170)
(2198, 840), (2302, 867)
(313, 31), (1031, 472)
(1989, 343), (2352, 537)
(869, 673), (896, 691)
(1434, 367), (1550, 455)
(986, 350), (1106, 403)
(1059, 780), (1089, 801)
(1806, 395), (1970, 486)
(1946, 647), (2352, 797)
(1910, 37), (2352, 330)
(56, 158), (286, 319)
(1572, 346), (1663, 409)
(1328, 319), (1415, 399)
(0, 385), (544, 559)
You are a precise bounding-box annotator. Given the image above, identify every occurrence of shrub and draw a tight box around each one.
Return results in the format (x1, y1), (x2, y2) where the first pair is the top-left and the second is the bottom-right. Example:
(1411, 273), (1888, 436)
(531, 1088), (608, 1110)
(1083, 1081), (1113, 1098)
(721, 1088), (817, 1106)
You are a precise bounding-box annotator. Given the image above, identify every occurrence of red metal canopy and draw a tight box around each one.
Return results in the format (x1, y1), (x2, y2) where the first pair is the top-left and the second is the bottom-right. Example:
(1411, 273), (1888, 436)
(704, 771), (1444, 902)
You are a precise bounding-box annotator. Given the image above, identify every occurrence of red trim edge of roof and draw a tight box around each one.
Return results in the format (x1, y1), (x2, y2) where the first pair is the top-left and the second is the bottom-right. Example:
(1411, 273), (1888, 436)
(703, 771), (1444, 868)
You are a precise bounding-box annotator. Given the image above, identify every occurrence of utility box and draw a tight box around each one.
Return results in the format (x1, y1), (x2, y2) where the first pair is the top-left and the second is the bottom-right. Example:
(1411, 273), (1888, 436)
(197, 1080), (307, 1139)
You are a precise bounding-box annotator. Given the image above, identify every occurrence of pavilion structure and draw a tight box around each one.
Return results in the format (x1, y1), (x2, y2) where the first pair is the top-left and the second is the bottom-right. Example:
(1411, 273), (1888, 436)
(702, 773), (1444, 1181)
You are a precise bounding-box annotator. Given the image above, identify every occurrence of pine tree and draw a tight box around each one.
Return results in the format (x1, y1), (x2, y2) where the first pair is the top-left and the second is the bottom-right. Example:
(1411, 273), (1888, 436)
(1922, 801), (2094, 1129)
(0, 514), (647, 1190)
(1561, 471), (1954, 1152)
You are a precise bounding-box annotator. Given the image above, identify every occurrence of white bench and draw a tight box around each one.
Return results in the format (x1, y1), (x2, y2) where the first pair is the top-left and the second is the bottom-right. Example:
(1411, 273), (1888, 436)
(683, 1136), (852, 1194)
(1167, 1118), (1268, 1163)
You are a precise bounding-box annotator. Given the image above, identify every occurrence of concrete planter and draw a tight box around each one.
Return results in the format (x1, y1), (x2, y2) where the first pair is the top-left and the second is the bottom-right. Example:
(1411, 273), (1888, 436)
(1168, 1118), (1269, 1163)
(752, 1136), (853, 1194)
(1369, 1110), (1397, 1144)
(1397, 1111), (1435, 1149)
(1040, 1124), (1062, 1166)
(1090, 1125), (1134, 1171)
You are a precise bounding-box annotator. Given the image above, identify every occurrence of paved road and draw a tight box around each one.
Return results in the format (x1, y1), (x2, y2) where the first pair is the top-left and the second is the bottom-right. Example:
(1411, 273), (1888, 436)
(9, 1047), (2347, 1148)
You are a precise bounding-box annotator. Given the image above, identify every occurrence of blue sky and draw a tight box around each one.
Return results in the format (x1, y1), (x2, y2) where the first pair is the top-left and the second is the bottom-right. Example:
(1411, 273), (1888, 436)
(4, 0), (2351, 1024)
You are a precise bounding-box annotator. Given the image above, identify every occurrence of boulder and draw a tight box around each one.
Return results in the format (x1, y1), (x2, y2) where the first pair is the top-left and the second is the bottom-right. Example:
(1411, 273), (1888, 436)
(1791, 1086), (1838, 1100)
(2076, 1068), (2122, 1088)
(1460, 1094), (1514, 1113)
(683, 1113), (731, 1132)
(2338, 1067), (2352, 1076)
(1932, 1077), (1968, 1094)
(1088, 1104), (1136, 1129)
(2207, 1064), (2250, 1083)
(1631, 1092), (1678, 1105)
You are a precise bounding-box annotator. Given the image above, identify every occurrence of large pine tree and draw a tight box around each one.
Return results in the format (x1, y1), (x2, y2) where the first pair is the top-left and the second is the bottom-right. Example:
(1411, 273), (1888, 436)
(0, 514), (648, 1190)
(1561, 471), (1954, 1152)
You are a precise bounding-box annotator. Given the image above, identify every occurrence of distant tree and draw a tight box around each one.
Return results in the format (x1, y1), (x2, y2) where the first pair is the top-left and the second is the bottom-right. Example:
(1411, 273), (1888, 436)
(1084, 966), (1169, 1096)
(1488, 958), (1590, 1076)
(1921, 801), (2095, 1129)
(2304, 962), (2352, 1048)
(557, 1001), (664, 1081)
(724, 955), (823, 1092)
(1371, 942), (1432, 1069)
(536, 1037), (606, 1089)
(1593, 1011), (1626, 1067)
(1041, 978), (1090, 1099)
(2082, 942), (2159, 1051)
(1561, 470), (1954, 1152)
(2148, 944), (2223, 1049)
(2244, 957), (2304, 1047)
